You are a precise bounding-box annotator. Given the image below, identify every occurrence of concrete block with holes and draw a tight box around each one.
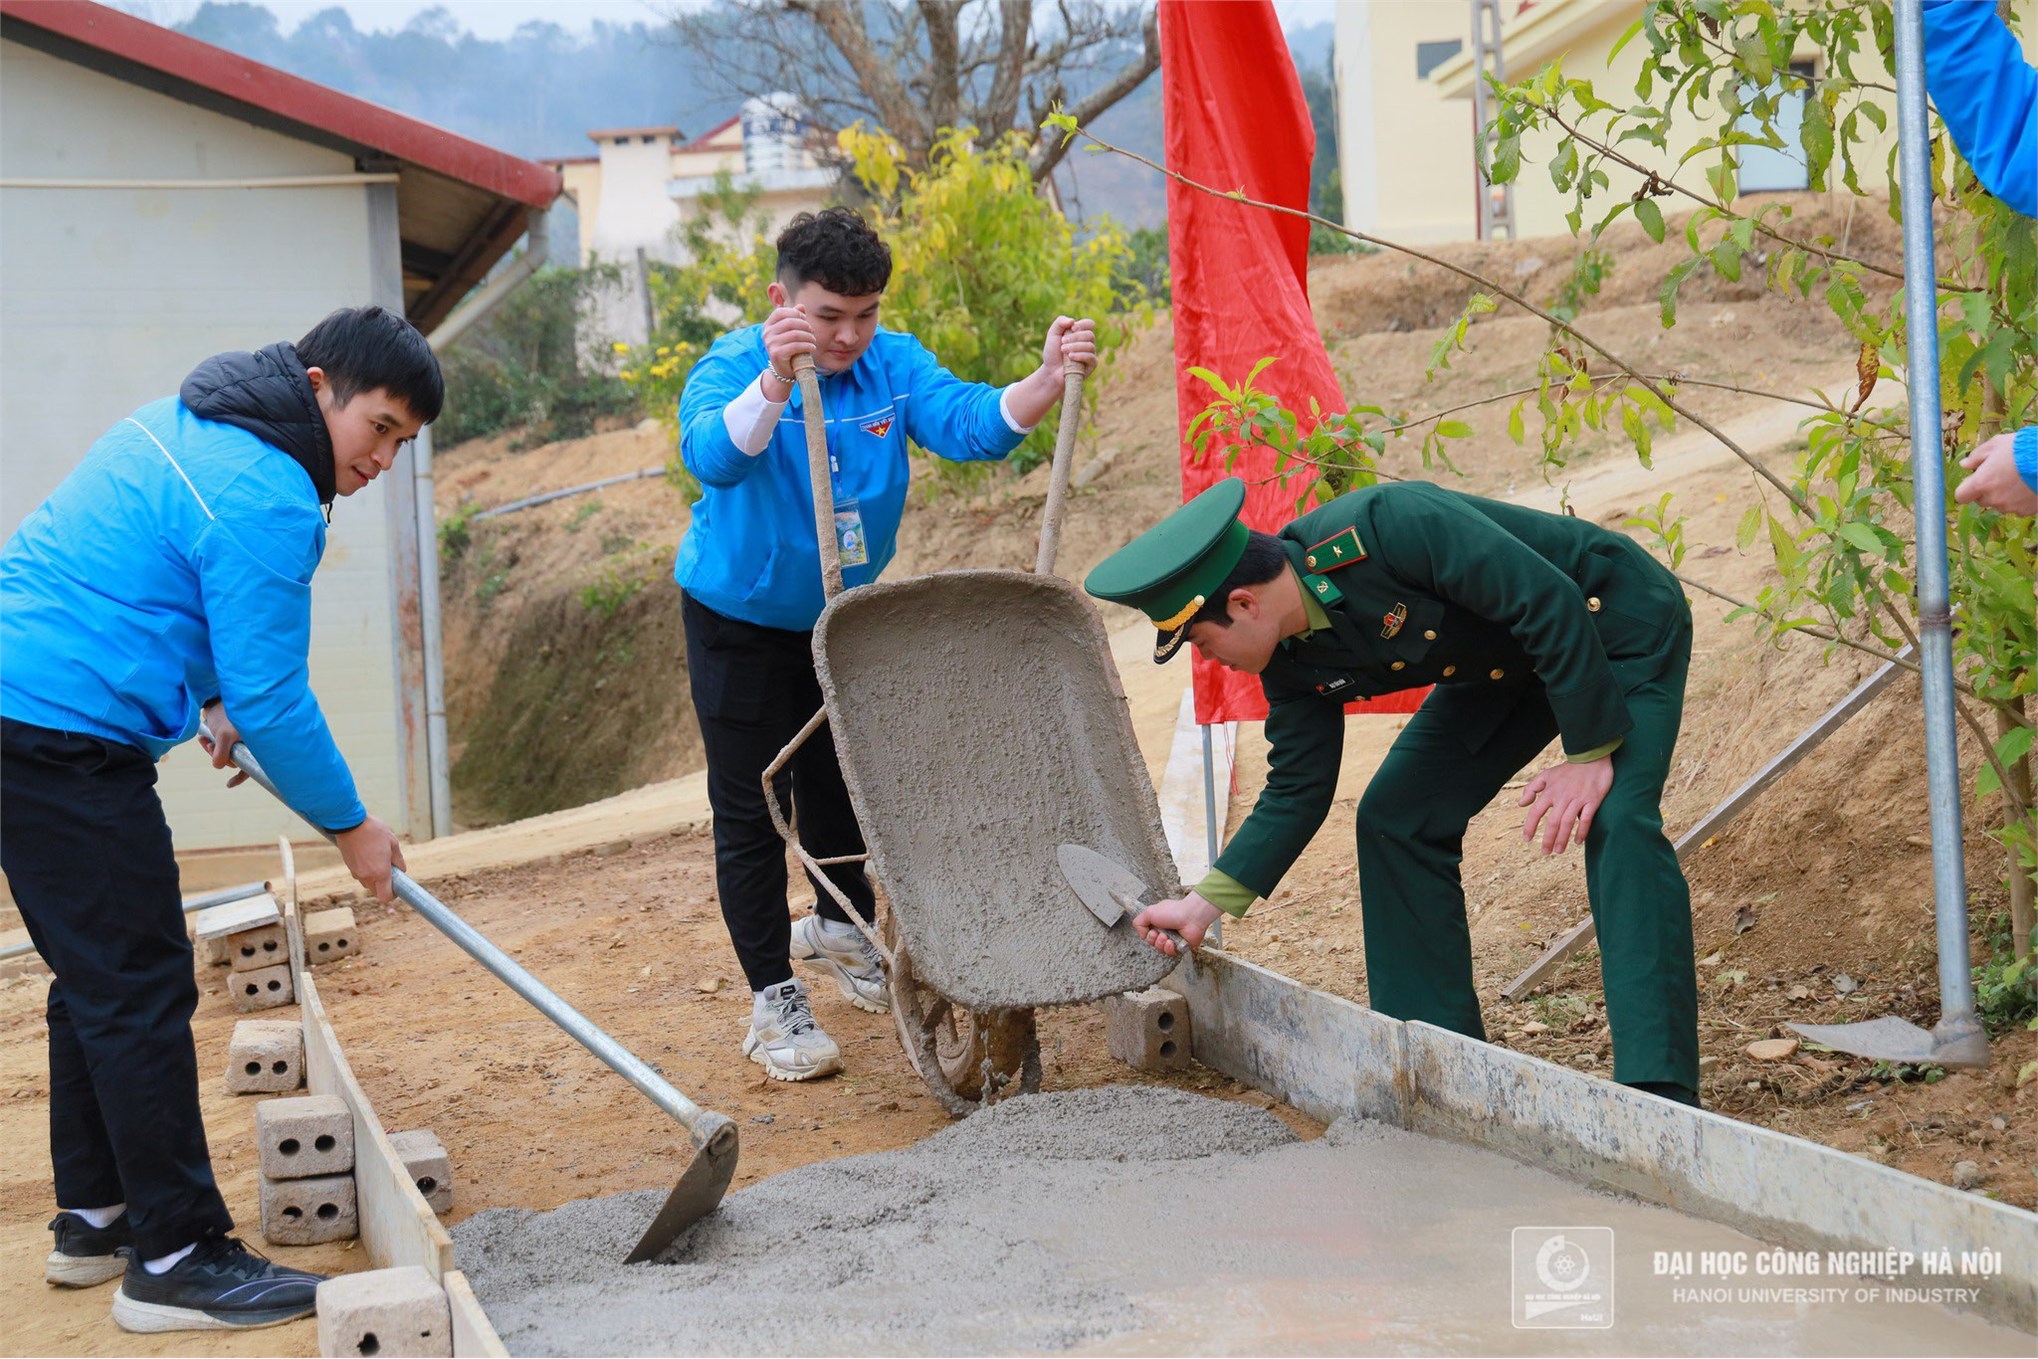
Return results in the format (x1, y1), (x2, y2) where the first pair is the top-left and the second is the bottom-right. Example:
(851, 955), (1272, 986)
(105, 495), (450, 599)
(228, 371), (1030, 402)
(256, 1094), (354, 1179)
(316, 1266), (451, 1358)
(1100, 986), (1192, 1073)
(259, 1172), (356, 1246)
(303, 906), (358, 966)
(231, 962), (295, 1012)
(225, 1019), (304, 1094)
(226, 922), (289, 972)
(194, 894), (281, 967)
(386, 1129), (453, 1215)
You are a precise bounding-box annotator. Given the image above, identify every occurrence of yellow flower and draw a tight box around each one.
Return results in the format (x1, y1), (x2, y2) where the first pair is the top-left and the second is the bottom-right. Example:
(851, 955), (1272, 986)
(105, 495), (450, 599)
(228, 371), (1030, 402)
(612, 341), (630, 354)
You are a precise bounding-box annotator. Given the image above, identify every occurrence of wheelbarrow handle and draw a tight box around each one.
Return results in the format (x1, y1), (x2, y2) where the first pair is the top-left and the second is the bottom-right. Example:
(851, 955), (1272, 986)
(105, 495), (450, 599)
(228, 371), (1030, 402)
(1035, 366), (1087, 577)
(216, 736), (734, 1155)
(792, 352), (843, 601)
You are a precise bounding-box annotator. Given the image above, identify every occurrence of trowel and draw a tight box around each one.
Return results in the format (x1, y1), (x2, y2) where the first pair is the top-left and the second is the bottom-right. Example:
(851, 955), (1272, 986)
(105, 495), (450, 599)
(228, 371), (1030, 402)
(211, 734), (739, 1263)
(1058, 843), (1195, 980)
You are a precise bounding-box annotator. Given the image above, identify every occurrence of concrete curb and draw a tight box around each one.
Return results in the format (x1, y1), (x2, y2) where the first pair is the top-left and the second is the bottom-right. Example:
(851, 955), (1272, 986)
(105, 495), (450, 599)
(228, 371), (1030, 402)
(1167, 948), (2037, 1333)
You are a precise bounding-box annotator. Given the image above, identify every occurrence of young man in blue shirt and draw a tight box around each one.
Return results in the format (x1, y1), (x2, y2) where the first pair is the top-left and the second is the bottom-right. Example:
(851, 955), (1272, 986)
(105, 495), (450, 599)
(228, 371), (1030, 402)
(676, 207), (1095, 1081)
(1, 306), (433, 1332)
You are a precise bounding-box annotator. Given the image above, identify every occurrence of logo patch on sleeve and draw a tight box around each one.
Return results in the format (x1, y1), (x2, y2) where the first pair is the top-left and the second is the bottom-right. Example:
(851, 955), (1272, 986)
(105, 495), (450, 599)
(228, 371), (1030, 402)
(1304, 526), (1366, 571)
(859, 413), (895, 439)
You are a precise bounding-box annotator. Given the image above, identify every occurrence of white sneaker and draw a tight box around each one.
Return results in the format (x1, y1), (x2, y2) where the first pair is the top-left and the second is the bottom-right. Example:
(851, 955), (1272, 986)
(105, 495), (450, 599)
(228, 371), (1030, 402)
(742, 980), (842, 1082)
(790, 914), (891, 1014)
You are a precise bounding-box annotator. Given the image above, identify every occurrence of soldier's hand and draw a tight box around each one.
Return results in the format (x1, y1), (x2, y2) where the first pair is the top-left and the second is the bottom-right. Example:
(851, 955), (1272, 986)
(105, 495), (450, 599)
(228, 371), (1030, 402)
(1132, 893), (1222, 955)
(1953, 433), (2037, 516)
(1518, 755), (1614, 855)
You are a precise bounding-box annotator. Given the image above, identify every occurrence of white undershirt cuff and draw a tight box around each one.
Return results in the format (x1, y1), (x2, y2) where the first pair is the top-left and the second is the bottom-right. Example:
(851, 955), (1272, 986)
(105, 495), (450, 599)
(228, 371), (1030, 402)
(723, 372), (789, 456)
(999, 383), (1039, 435)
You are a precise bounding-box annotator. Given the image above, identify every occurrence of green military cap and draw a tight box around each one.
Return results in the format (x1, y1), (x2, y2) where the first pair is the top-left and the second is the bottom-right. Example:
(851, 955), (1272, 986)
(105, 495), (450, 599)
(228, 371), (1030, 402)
(1084, 477), (1250, 662)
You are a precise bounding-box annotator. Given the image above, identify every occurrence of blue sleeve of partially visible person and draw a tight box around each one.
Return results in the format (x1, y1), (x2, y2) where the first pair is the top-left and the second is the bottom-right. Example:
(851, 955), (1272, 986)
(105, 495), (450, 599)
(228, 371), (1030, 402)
(196, 498), (366, 833)
(2017, 425), (2037, 491)
(1922, 0), (2038, 217)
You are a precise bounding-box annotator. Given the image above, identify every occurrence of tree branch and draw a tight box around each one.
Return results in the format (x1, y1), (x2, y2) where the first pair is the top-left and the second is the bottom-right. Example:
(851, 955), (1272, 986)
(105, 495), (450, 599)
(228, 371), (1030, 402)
(1030, 6), (1157, 183)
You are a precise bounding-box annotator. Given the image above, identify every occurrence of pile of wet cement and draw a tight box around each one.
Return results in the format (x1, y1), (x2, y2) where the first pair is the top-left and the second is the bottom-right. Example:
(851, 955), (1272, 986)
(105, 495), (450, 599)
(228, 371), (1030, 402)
(454, 1087), (1296, 1356)
(453, 1085), (2032, 1357)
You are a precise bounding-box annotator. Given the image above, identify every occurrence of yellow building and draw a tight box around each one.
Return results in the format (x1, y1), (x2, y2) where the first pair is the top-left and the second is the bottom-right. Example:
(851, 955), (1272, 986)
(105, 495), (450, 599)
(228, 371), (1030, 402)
(1341, 0), (2037, 246)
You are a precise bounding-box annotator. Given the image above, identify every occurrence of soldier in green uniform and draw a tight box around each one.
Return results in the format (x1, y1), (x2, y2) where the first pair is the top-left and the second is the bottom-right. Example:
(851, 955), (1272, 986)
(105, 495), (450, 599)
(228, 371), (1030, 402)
(1085, 476), (1700, 1106)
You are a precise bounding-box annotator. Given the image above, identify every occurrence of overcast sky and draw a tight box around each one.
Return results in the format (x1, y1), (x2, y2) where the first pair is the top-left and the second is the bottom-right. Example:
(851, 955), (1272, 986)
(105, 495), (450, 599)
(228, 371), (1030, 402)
(119, 0), (1337, 42)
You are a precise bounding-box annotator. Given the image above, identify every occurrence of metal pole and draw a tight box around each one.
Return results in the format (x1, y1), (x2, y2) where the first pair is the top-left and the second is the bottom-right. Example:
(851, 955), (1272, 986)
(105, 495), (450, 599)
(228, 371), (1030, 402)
(0, 881), (272, 964)
(1201, 722), (1222, 947)
(1894, 0), (1986, 1064)
(222, 739), (730, 1144)
(414, 423), (452, 838)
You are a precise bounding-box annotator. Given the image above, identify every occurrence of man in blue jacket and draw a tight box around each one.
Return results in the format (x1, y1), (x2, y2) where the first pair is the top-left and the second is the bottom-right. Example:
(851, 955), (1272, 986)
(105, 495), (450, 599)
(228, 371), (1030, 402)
(676, 207), (1095, 1081)
(0, 305), (434, 1333)
(1924, 0), (2037, 515)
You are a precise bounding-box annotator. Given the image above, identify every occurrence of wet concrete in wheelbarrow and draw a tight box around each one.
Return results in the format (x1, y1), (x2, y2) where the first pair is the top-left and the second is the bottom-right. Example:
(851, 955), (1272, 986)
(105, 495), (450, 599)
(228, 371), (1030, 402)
(453, 1087), (2031, 1356)
(810, 572), (1180, 1011)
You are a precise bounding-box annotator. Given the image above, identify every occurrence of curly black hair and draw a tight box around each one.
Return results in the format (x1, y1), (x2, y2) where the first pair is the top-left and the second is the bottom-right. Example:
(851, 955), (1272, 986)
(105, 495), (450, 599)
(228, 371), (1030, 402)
(775, 206), (892, 297)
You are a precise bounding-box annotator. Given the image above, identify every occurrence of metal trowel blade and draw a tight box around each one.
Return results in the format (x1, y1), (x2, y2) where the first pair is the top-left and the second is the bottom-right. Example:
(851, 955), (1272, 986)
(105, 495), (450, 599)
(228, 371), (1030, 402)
(1058, 842), (1150, 927)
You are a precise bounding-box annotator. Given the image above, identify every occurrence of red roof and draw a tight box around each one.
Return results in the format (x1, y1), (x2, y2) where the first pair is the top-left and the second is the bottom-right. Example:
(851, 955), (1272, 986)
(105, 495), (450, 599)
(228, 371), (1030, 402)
(0, 0), (559, 209)
(676, 116), (742, 155)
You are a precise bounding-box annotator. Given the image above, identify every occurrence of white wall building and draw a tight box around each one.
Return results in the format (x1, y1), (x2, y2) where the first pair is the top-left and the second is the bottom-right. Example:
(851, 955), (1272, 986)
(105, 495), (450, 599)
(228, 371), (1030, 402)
(552, 96), (836, 346)
(0, 0), (558, 876)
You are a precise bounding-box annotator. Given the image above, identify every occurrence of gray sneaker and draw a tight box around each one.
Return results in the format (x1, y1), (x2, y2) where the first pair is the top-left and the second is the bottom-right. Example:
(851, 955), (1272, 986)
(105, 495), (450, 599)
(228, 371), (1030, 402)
(742, 979), (843, 1081)
(790, 914), (890, 1014)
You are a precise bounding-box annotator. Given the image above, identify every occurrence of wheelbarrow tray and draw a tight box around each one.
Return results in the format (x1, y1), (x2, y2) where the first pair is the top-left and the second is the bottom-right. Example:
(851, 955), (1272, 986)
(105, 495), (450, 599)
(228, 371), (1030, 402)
(812, 570), (1180, 1010)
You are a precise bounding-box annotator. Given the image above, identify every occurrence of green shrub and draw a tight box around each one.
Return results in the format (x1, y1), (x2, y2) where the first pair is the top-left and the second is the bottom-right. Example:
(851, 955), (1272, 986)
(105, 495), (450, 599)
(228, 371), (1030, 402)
(439, 265), (639, 448)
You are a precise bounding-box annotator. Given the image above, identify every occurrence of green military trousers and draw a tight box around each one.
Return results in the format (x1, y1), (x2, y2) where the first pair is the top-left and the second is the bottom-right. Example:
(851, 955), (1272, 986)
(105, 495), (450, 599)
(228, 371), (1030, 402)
(1352, 619), (1700, 1094)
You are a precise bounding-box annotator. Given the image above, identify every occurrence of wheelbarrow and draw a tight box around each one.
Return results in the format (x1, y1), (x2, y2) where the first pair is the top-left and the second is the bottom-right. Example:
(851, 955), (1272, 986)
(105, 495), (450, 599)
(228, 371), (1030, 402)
(767, 356), (1180, 1116)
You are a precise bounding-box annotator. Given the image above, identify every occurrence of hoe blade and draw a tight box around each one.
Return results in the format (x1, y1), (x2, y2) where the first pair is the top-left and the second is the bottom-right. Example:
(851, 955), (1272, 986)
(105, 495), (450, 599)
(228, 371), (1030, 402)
(1788, 1016), (1941, 1065)
(624, 1124), (740, 1263)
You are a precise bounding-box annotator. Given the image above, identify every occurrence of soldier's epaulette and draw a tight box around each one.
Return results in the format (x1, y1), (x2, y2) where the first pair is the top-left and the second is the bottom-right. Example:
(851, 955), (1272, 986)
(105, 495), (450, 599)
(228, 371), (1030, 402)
(1304, 526), (1366, 572)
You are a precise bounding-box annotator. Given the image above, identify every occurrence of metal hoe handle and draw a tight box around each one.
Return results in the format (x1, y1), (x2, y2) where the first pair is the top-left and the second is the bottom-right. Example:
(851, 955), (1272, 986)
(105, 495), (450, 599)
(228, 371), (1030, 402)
(222, 739), (732, 1151)
(1034, 367), (1087, 576)
(794, 353), (842, 601)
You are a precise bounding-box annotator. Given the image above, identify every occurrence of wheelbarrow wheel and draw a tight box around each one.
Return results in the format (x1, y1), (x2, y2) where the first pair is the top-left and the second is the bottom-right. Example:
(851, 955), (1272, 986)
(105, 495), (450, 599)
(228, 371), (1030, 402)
(884, 914), (1040, 1117)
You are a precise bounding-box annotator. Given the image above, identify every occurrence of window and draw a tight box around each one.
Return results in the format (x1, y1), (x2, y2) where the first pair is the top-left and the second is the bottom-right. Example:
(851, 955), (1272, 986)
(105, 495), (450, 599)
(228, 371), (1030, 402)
(1736, 60), (1818, 192)
(1416, 39), (1464, 80)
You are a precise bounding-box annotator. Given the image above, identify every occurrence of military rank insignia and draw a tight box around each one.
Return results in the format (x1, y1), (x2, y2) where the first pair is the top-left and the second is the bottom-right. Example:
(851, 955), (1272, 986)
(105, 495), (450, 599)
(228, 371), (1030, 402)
(1304, 526), (1366, 571)
(1380, 603), (1407, 638)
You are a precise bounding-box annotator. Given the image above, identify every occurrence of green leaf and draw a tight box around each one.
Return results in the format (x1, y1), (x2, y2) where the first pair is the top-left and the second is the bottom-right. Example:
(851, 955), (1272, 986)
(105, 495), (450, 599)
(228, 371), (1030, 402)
(1492, 134), (1522, 185)
(1995, 722), (2035, 769)
(1736, 504), (1763, 551)
(1507, 403), (1526, 445)
(1435, 420), (1476, 438)
(1635, 198), (1666, 243)
(1836, 521), (1886, 556)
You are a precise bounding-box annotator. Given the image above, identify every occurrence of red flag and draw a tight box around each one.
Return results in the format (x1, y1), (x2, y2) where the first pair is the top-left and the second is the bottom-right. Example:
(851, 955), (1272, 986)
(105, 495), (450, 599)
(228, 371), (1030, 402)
(1161, 0), (1426, 723)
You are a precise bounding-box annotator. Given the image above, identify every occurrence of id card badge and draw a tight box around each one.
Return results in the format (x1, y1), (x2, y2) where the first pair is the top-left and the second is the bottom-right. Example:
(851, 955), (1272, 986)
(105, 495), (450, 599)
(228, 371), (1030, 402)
(834, 497), (869, 567)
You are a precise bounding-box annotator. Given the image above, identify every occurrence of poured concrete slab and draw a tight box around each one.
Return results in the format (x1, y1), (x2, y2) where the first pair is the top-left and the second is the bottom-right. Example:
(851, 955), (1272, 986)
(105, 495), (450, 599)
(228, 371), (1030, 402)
(455, 1088), (2031, 1356)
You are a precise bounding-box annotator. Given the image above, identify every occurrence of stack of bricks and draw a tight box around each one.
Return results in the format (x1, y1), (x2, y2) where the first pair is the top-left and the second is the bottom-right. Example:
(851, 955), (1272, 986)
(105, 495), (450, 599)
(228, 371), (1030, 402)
(256, 1095), (358, 1247)
(193, 894), (294, 1012)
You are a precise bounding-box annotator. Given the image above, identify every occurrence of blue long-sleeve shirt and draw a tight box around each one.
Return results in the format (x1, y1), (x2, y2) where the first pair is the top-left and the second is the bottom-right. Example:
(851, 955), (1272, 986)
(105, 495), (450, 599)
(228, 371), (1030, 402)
(674, 325), (1028, 630)
(0, 398), (365, 830)
(1923, 0), (2037, 216)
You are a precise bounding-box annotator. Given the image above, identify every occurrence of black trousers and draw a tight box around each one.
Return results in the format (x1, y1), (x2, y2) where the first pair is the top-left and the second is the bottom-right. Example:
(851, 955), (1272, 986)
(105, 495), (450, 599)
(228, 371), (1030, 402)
(0, 719), (233, 1259)
(680, 594), (876, 993)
